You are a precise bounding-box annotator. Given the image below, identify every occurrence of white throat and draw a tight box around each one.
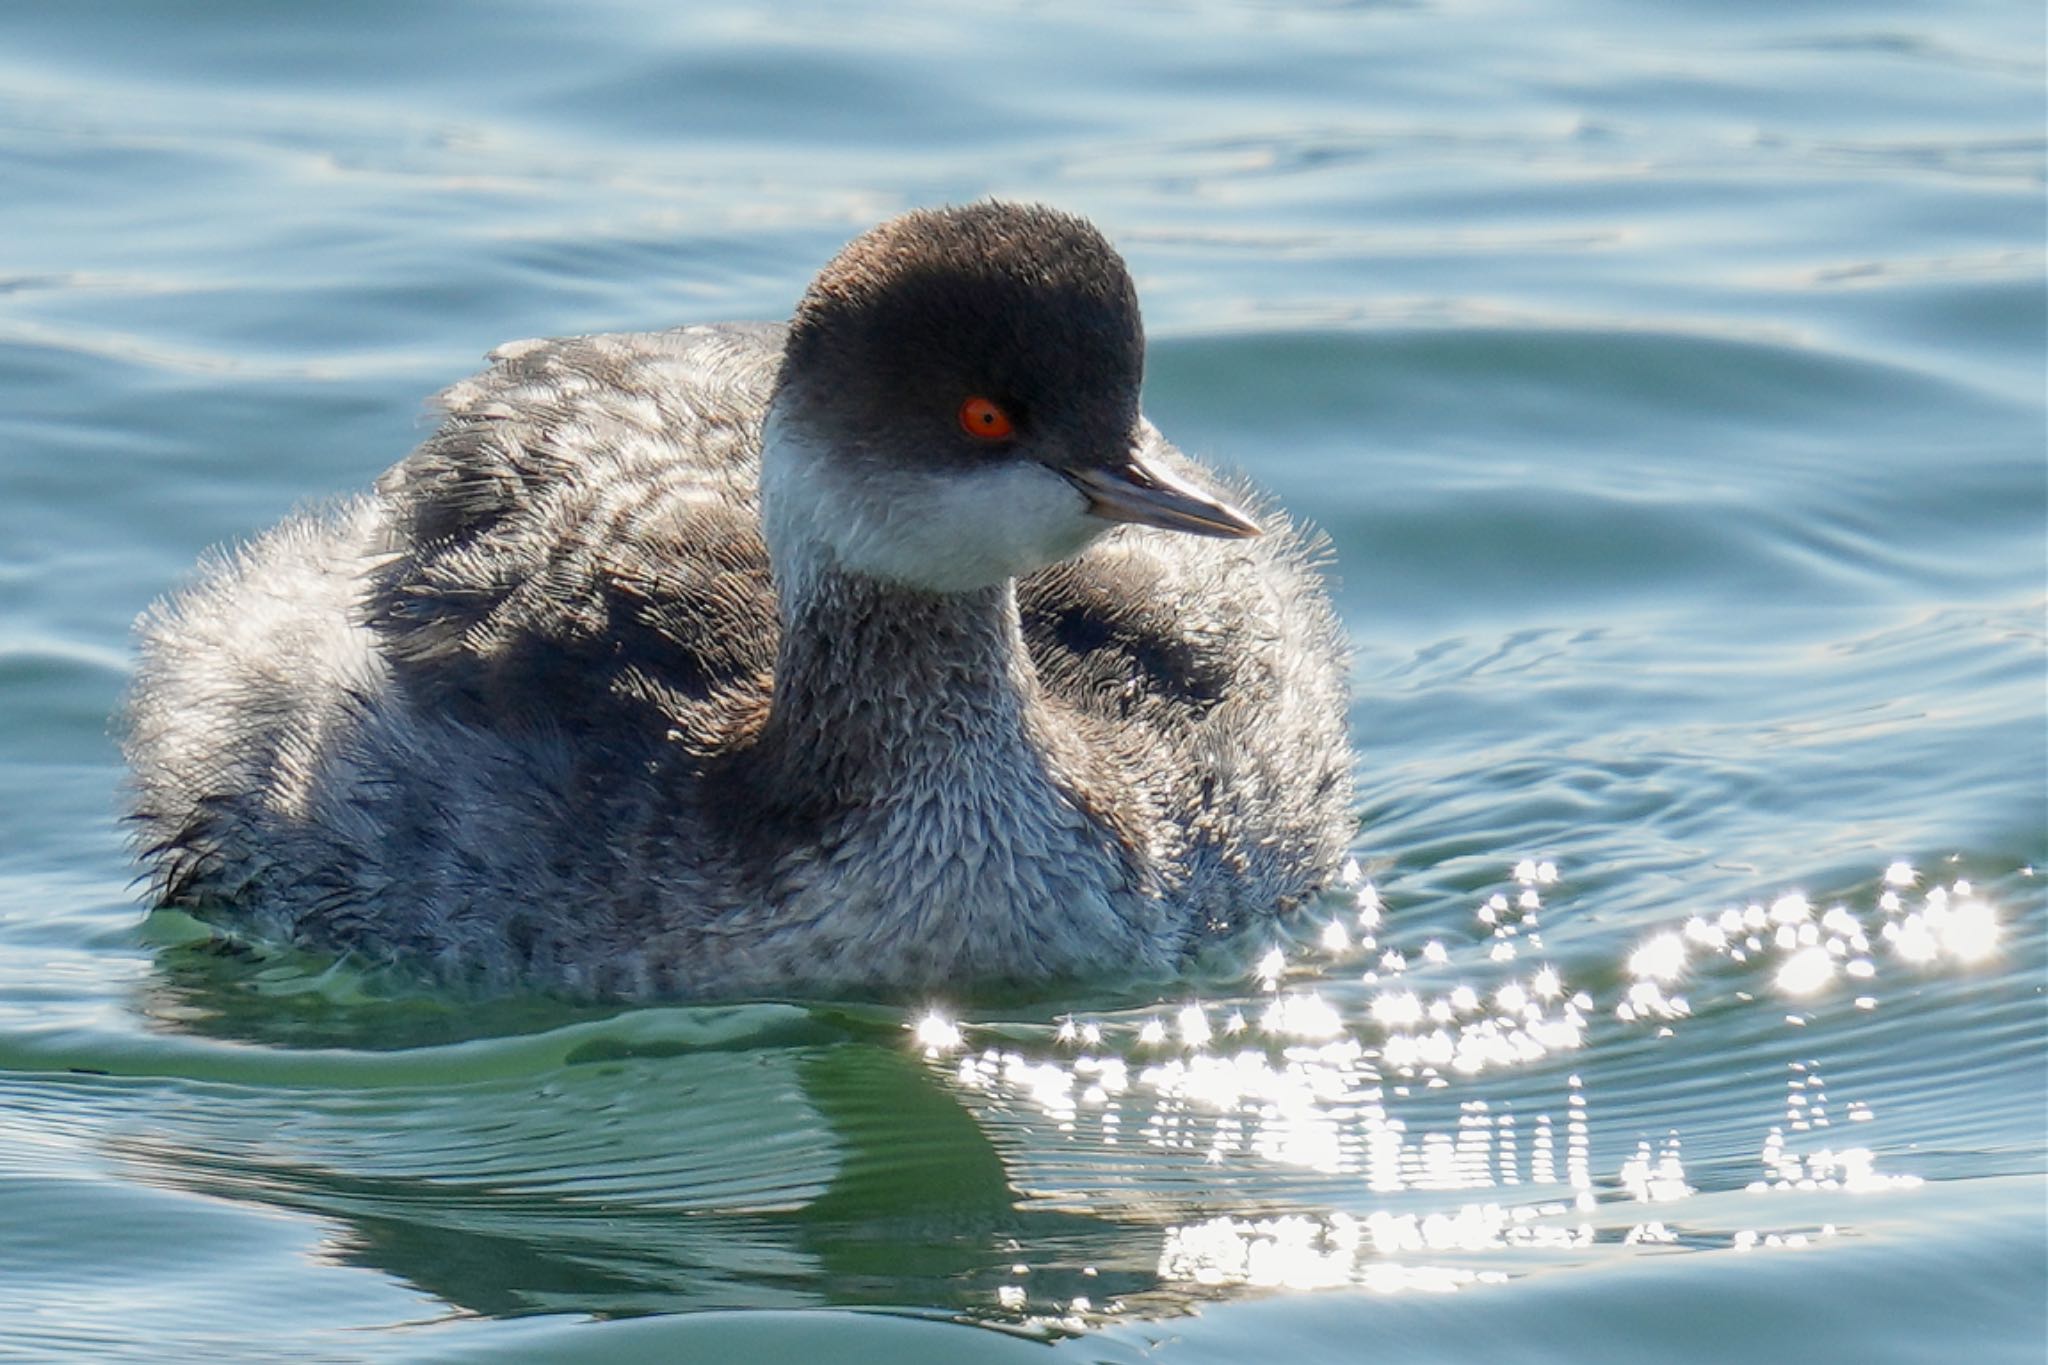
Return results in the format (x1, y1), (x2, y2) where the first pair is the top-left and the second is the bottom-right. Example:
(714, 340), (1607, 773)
(759, 401), (1110, 599)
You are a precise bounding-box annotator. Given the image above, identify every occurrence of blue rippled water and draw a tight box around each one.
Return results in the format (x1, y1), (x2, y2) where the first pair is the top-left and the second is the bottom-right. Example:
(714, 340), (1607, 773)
(1, 2), (2042, 1360)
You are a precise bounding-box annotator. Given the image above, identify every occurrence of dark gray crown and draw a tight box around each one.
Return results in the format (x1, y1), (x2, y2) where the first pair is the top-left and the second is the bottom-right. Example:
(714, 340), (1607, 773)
(779, 202), (1146, 472)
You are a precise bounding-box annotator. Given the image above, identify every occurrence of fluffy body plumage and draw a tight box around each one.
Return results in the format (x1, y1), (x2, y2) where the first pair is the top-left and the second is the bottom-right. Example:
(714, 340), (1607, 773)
(124, 205), (1354, 1001)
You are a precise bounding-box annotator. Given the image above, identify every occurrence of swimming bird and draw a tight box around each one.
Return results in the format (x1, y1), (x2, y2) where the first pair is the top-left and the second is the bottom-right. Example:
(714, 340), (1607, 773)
(124, 202), (1354, 1000)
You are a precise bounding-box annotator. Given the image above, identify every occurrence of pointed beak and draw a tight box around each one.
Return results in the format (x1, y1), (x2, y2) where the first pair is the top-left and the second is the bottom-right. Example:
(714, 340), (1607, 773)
(1062, 449), (1263, 540)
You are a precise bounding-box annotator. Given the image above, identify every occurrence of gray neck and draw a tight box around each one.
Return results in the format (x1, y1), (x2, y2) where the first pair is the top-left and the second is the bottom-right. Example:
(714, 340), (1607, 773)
(754, 559), (1049, 810)
(708, 547), (1169, 989)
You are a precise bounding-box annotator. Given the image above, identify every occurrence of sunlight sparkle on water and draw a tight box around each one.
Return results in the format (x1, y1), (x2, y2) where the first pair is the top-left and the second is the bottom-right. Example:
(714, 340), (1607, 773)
(1159, 1210), (1517, 1294)
(1769, 893), (1813, 925)
(1775, 944), (1836, 996)
(1755, 1133), (1923, 1193)
(1619, 1136), (1695, 1203)
(1627, 932), (1688, 983)
(914, 1011), (963, 1054)
(1605, 865), (2008, 1025)
(1883, 882), (2002, 965)
(1371, 989), (1424, 1029)
(1356, 881), (1384, 931)
(948, 860), (1992, 1309)
(1263, 991), (1347, 1041)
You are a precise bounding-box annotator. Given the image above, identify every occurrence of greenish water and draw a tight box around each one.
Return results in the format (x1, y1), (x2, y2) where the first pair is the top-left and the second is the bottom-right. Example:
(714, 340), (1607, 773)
(1, 2), (2042, 1360)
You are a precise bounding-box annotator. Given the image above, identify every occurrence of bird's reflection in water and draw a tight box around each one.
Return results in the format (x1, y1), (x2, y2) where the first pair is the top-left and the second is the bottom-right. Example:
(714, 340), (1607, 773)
(114, 857), (2010, 1330)
(123, 945), (1167, 1325)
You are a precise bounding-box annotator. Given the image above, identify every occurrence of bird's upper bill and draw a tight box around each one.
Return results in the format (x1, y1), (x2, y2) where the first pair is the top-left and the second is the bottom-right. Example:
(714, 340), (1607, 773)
(1064, 451), (1262, 540)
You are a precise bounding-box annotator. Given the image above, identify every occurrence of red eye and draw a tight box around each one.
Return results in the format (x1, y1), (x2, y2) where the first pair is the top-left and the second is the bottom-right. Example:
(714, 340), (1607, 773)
(958, 396), (1015, 440)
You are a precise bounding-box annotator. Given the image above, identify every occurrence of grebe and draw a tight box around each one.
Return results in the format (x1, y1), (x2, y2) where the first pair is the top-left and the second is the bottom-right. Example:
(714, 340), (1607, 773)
(125, 202), (1353, 1000)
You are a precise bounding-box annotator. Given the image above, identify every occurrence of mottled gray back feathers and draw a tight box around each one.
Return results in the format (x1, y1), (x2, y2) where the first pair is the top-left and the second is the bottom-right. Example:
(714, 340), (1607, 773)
(366, 324), (782, 745)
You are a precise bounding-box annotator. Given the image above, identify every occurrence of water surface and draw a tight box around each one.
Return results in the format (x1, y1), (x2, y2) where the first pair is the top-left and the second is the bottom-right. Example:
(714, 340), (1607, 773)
(1, 1), (2042, 1360)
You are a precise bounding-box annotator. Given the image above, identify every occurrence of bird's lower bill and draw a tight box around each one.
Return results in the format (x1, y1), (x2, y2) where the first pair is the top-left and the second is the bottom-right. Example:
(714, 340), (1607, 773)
(1063, 454), (1262, 539)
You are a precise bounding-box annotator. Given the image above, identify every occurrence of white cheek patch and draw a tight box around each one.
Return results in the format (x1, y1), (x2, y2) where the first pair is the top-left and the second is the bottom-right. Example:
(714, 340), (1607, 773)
(762, 409), (1109, 593)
